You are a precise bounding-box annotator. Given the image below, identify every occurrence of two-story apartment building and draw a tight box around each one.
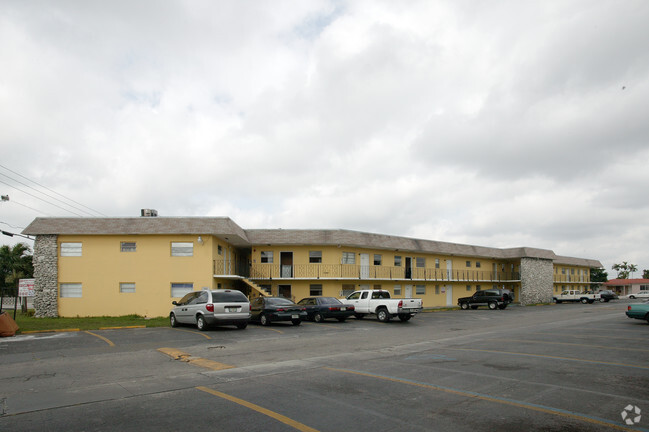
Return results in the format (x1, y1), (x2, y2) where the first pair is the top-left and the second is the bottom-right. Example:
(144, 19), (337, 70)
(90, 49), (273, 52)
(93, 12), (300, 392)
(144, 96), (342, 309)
(22, 215), (602, 317)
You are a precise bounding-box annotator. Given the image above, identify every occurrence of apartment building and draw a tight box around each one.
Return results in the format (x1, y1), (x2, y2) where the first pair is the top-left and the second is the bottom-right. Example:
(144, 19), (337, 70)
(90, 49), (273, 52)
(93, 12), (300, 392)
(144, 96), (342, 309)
(22, 216), (602, 317)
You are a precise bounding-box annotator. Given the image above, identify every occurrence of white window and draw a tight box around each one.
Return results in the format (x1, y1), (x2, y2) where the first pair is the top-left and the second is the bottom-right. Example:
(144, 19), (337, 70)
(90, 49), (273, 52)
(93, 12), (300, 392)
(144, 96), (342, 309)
(416, 257), (425, 268)
(394, 285), (402, 295)
(466, 261), (471, 268)
(171, 242), (193, 257)
(435, 259), (440, 269)
(120, 242), (136, 252)
(261, 251), (273, 263)
(466, 285), (472, 291)
(342, 252), (356, 264)
(309, 251), (322, 263)
(394, 256), (402, 267)
(171, 283), (193, 297)
(60, 283), (82, 298)
(120, 282), (136, 293)
(61, 242), (82, 257)
(416, 285), (426, 295)
(310, 284), (323, 296)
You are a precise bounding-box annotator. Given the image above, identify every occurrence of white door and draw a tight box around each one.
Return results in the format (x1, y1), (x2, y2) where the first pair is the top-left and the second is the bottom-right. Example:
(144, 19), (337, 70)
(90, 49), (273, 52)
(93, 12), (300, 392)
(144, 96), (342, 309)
(405, 285), (413, 298)
(360, 253), (370, 279)
(447, 260), (453, 280)
(446, 285), (453, 306)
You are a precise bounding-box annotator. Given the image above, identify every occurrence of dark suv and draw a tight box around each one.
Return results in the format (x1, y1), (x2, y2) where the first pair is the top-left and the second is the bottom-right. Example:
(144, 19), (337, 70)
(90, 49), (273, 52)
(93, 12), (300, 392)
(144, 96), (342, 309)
(458, 289), (512, 310)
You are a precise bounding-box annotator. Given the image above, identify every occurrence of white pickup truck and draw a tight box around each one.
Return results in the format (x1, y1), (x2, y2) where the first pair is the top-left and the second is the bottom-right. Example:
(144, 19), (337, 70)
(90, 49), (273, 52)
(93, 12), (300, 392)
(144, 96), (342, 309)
(553, 290), (601, 304)
(342, 289), (423, 322)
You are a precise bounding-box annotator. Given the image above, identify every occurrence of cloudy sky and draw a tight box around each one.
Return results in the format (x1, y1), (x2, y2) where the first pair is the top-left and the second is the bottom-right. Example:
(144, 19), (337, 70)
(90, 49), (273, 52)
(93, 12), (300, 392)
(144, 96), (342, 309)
(1, 0), (648, 277)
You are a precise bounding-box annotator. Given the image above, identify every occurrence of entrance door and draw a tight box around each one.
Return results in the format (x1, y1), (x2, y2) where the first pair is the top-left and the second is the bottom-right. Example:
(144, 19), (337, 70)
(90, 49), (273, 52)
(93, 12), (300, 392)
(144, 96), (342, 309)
(360, 253), (370, 279)
(405, 257), (412, 279)
(278, 285), (292, 299)
(405, 285), (413, 298)
(280, 252), (293, 278)
(447, 260), (453, 280)
(446, 285), (453, 306)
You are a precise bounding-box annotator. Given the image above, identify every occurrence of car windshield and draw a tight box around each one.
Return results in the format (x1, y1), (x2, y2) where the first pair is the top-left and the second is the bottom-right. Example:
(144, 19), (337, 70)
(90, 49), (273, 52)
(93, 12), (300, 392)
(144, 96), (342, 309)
(211, 291), (248, 302)
(319, 297), (342, 304)
(266, 298), (294, 305)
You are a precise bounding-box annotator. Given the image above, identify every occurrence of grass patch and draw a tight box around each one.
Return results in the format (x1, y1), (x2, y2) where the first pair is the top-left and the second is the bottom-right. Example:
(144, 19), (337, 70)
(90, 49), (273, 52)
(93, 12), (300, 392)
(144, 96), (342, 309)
(10, 311), (168, 332)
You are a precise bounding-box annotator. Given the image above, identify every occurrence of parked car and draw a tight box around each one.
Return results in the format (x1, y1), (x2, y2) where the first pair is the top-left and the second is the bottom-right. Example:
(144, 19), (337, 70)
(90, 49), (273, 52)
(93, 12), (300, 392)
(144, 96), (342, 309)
(597, 290), (619, 302)
(170, 289), (250, 331)
(626, 301), (649, 323)
(296, 297), (355, 322)
(628, 292), (649, 300)
(342, 289), (423, 322)
(458, 289), (512, 310)
(250, 296), (307, 326)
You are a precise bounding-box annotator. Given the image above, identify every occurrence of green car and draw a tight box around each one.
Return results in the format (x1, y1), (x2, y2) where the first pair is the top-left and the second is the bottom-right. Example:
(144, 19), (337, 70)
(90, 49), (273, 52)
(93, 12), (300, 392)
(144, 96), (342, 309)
(626, 302), (649, 323)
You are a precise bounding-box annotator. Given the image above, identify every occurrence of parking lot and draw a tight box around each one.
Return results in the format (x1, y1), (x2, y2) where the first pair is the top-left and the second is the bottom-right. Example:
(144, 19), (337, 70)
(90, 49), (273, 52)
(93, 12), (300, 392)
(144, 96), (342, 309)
(1, 300), (648, 431)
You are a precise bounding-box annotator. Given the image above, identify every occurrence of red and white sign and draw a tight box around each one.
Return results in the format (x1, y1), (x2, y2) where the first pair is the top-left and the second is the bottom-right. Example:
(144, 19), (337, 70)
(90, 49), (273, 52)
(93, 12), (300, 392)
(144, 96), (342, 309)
(19, 278), (35, 297)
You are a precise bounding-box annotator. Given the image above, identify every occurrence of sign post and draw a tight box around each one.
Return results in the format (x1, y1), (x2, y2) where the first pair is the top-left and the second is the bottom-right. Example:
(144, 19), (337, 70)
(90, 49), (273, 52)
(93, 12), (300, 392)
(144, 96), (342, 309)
(18, 278), (35, 317)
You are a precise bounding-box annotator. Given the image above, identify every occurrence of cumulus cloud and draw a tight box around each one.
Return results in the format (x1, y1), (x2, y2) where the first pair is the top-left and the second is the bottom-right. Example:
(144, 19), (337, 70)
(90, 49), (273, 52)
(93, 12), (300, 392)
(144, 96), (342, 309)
(1, 0), (648, 275)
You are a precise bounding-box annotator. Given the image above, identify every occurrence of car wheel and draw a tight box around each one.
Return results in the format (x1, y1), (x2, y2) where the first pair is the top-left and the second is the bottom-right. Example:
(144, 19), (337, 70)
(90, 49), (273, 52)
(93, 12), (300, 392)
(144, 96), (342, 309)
(460, 303), (469, 310)
(170, 313), (178, 328)
(337, 318), (346, 322)
(354, 313), (365, 320)
(470, 305), (478, 310)
(291, 319), (301, 326)
(196, 315), (207, 331)
(398, 314), (411, 322)
(556, 300), (562, 304)
(488, 302), (497, 310)
(498, 304), (507, 310)
(260, 314), (270, 326)
(376, 308), (391, 322)
(629, 295), (636, 299)
(313, 313), (324, 323)
(581, 298), (588, 304)
(236, 323), (248, 330)
(599, 298), (606, 302)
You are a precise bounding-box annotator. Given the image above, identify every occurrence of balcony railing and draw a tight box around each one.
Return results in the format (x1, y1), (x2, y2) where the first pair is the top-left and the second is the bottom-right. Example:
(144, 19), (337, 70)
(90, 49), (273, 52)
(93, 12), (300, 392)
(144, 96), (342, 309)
(235, 262), (520, 282)
(553, 275), (590, 283)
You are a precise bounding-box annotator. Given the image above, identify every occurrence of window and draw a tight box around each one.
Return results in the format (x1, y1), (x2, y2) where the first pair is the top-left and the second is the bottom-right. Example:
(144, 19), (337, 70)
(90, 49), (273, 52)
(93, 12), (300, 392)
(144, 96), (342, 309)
(341, 284), (355, 297)
(120, 242), (136, 252)
(60, 283), (82, 298)
(171, 242), (193, 257)
(342, 252), (356, 264)
(60, 242), (82, 257)
(435, 285), (440, 295)
(310, 284), (323, 296)
(415, 285), (426, 295)
(260, 251), (273, 263)
(171, 283), (193, 297)
(309, 251), (322, 263)
(466, 261), (471, 268)
(394, 285), (402, 295)
(218, 245), (222, 255)
(120, 282), (136, 293)
(416, 257), (425, 268)
(435, 259), (440, 269)
(373, 284), (381, 290)
(466, 285), (472, 292)
(394, 256), (402, 267)
(641, 285), (649, 291)
(571, 269), (575, 275)
(373, 254), (382, 266)
(476, 262), (481, 268)
(562, 268), (566, 274)
(476, 284), (481, 291)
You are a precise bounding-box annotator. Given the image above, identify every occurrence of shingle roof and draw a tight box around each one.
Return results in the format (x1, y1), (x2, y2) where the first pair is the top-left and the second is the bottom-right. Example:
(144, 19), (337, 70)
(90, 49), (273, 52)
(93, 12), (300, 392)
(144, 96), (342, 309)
(22, 217), (602, 267)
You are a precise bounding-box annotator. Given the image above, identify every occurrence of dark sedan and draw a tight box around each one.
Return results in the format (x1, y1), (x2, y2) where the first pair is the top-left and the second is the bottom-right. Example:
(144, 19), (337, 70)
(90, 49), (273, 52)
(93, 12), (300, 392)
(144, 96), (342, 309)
(296, 297), (356, 322)
(250, 296), (307, 326)
(597, 290), (619, 302)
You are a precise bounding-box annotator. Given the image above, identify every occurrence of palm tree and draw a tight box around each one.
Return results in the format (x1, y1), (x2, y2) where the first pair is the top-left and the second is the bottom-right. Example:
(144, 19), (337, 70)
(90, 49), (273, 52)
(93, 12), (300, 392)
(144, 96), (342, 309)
(0, 243), (34, 311)
(629, 264), (638, 279)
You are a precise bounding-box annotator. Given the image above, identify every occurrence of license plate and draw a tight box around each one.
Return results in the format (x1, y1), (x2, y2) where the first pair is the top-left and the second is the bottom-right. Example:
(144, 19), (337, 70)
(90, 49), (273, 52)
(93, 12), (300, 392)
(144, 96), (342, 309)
(341, 307), (346, 311)
(226, 307), (238, 312)
(291, 314), (299, 319)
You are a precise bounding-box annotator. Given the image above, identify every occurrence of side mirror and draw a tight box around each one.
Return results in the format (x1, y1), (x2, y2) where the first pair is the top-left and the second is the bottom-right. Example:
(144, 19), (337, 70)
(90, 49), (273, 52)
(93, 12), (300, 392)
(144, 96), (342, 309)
(172, 301), (178, 306)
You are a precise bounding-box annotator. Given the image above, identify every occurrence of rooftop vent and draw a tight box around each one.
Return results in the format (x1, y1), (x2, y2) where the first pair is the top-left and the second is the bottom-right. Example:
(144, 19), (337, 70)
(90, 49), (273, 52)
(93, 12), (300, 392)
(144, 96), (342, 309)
(140, 209), (158, 217)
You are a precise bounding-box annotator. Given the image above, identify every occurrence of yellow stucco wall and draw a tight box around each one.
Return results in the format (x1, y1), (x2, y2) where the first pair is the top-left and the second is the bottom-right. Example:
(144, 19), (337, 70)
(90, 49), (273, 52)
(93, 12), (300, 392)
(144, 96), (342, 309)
(57, 235), (217, 317)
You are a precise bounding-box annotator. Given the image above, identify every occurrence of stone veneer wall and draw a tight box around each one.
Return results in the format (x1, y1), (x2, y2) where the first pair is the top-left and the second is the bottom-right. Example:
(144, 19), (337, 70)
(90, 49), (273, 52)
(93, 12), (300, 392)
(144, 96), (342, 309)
(33, 235), (58, 317)
(519, 257), (554, 305)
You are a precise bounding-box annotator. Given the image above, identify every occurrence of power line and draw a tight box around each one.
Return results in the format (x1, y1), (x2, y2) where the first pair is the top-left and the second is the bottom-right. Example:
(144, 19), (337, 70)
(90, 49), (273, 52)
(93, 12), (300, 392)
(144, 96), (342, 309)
(0, 164), (107, 217)
(4, 199), (49, 216)
(0, 179), (84, 216)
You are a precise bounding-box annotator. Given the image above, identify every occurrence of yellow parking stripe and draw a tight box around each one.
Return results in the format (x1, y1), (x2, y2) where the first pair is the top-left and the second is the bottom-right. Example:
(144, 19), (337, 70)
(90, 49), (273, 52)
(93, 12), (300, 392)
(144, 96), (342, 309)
(99, 325), (146, 330)
(325, 367), (639, 432)
(84, 331), (115, 347)
(197, 386), (320, 432)
(171, 328), (212, 339)
(157, 348), (234, 371)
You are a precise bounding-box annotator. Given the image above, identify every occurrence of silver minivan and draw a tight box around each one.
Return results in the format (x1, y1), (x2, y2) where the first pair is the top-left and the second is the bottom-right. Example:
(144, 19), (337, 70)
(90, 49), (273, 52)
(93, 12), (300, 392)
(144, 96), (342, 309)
(170, 289), (251, 330)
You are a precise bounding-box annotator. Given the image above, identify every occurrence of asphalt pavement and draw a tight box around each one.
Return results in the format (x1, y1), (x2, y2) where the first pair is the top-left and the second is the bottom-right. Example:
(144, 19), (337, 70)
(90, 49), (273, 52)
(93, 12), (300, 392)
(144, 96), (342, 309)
(1, 300), (648, 431)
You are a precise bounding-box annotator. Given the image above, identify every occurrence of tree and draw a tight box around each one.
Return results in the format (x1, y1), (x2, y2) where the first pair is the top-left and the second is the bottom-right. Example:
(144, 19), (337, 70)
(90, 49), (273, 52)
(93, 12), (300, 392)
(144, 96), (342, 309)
(643, 269), (649, 279)
(590, 267), (608, 284)
(612, 261), (637, 279)
(0, 243), (34, 310)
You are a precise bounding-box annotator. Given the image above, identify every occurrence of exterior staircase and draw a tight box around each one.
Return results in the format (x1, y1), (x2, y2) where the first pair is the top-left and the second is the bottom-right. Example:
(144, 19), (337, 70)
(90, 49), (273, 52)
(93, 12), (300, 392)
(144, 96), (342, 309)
(241, 278), (270, 299)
